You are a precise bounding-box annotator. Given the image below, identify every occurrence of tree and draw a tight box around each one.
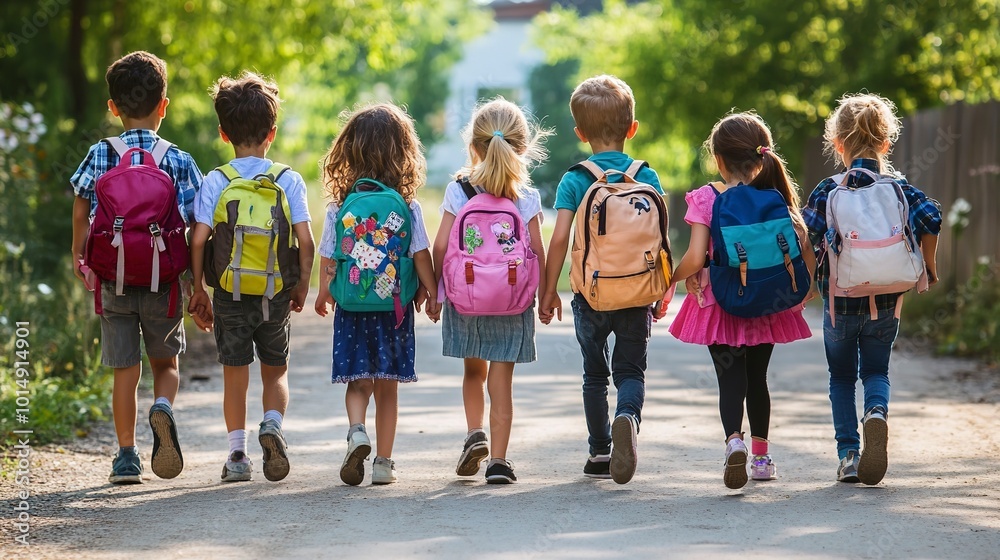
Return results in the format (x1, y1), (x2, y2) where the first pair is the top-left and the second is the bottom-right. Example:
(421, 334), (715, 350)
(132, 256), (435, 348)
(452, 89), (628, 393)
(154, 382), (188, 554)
(528, 58), (587, 207)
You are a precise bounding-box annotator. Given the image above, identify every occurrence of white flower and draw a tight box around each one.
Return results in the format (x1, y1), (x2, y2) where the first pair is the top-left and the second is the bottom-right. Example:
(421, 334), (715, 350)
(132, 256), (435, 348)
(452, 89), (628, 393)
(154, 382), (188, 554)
(952, 197), (971, 213)
(30, 112), (43, 124)
(21, 102), (34, 114)
(12, 116), (29, 132)
(3, 241), (23, 255)
(0, 316), (7, 326)
(5, 135), (18, 150)
(1, 104), (11, 120)
(947, 197), (972, 230)
(978, 255), (991, 266)
(34, 123), (47, 136)
(37, 283), (53, 295)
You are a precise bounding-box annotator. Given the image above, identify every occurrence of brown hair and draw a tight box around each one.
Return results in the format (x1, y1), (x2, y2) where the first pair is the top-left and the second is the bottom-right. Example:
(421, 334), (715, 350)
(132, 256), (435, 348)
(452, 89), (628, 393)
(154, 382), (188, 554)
(322, 103), (426, 204)
(105, 51), (167, 119)
(823, 93), (901, 173)
(569, 75), (635, 146)
(706, 111), (804, 228)
(211, 71), (281, 147)
(460, 98), (549, 199)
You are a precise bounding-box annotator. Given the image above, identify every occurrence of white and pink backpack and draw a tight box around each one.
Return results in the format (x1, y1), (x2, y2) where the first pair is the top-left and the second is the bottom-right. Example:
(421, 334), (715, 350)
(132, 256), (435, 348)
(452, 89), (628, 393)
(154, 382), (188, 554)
(442, 179), (539, 316)
(824, 168), (928, 324)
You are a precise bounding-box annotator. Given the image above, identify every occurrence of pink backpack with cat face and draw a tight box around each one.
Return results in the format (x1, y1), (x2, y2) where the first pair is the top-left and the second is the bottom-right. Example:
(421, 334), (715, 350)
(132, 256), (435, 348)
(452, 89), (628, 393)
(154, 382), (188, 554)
(442, 180), (539, 316)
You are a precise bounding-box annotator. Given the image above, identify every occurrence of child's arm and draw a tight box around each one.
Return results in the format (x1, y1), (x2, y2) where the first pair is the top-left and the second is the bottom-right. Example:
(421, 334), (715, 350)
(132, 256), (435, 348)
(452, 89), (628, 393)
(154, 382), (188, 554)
(920, 233), (939, 286)
(540, 209), (574, 323)
(432, 212), (456, 284)
(414, 249), (439, 322)
(71, 196), (90, 283)
(314, 256), (336, 317)
(528, 215), (549, 320)
(289, 222), (315, 313)
(187, 223), (214, 332)
(797, 223), (820, 303)
(671, 223), (710, 283)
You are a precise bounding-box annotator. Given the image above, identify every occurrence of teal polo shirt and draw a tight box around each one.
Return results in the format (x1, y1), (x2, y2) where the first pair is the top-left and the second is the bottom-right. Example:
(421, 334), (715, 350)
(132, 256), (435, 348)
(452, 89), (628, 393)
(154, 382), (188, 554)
(553, 151), (663, 212)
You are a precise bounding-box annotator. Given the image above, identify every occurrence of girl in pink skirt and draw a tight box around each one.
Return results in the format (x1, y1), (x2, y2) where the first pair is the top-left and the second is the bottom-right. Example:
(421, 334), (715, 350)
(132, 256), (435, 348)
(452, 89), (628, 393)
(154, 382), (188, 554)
(669, 112), (815, 489)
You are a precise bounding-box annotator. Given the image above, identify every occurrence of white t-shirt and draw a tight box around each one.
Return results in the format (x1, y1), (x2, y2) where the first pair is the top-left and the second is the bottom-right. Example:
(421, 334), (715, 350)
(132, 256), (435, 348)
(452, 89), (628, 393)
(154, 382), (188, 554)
(439, 181), (543, 242)
(318, 199), (430, 259)
(194, 156), (311, 226)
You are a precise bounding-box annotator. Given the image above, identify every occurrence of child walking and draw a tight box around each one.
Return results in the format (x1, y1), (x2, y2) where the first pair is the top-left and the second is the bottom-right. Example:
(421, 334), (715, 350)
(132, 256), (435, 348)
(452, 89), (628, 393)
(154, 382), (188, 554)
(668, 112), (814, 489)
(431, 98), (549, 484)
(314, 103), (438, 486)
(803, 93), (941, 485)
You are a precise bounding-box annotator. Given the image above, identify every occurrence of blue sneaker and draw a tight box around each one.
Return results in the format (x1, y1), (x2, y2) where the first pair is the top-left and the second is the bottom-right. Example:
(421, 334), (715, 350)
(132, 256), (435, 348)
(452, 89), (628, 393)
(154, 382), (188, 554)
(148, 403), (183, 479)
(258, 419), (289, 482)
(109, 448), (143, 484)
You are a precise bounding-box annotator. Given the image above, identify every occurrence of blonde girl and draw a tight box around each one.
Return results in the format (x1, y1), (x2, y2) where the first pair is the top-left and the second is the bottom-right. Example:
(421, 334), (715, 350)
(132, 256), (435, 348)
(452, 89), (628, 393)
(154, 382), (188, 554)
(430, 98), (549, 484)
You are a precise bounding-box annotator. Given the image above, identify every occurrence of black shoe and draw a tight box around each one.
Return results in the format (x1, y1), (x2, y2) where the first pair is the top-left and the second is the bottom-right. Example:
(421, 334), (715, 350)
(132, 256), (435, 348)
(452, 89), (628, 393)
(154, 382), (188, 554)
(584, 455), (612, 479)
(109, 448), (143, 484)
(148, 403), (183, 479)
(457, 430), (490, 476)
(485, 460), (516, 484)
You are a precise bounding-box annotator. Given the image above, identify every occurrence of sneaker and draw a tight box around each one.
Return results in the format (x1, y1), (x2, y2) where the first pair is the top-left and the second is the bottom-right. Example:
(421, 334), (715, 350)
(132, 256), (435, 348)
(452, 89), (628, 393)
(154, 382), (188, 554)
(583, 454), (612, 479)
(858, 407), (888, 485)
(610, 414), (638, 484)
(108, 448), (143, 484)
(372, 456), (398, 485)
(837, 450), (861, 483)
(485, 460), (517, 484)
(221, 451), (252, 482)
(750, 454), (777, 481)
(723, 437), (749, 489)
(456, 430), (490, 476)
(258, 419), (290, 482)
(148, 403), (183, 479)
(340, 429), (372, 486)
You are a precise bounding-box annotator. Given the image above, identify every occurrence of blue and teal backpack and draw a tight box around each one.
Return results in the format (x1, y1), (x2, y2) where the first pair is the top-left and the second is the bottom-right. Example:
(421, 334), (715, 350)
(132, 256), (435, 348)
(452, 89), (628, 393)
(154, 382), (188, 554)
(331, 179), (418, 324)
(709, 183), (811, 318)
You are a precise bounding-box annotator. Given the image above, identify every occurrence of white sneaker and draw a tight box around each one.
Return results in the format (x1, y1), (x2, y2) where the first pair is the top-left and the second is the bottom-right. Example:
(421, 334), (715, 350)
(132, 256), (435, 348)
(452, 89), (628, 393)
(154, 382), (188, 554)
(723, 437), (749, 489)
(372, 456), (397, 485)
(340, 429), (372, 486)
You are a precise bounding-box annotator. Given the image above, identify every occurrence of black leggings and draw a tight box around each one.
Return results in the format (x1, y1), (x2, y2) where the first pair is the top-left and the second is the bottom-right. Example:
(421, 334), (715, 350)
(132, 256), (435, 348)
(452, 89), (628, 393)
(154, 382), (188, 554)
(708, 344), (774, 441)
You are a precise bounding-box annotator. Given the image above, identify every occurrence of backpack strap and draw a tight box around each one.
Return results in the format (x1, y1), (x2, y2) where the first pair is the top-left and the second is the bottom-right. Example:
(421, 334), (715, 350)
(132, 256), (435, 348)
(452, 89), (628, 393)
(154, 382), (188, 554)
(572, 160), (606, 180)
(216, 164), (242, 183)
(457, 177), (479, 200)
(149, 140), (173, 166)
(265, 163), (291, 183)
(351, 178), (391, 192)
(624, 159), (648, 179)
(104, 137), (129, 158)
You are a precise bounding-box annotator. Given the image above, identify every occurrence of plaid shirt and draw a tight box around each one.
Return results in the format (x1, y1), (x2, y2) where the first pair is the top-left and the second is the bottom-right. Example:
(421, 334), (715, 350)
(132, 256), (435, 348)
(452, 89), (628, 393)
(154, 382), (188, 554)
(70, 129), (203, 225)
(802, 158), (942, 314)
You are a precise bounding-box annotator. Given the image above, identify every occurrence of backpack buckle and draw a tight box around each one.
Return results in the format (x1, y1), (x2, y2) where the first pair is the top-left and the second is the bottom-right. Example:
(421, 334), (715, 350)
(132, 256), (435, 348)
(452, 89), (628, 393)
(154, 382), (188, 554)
(734, 242), (748, 263)
(113, 216), (125, 232)
(148, 223), (162, 237)
(776, 233), (790, 254)
(644, 251), (655, 270)
(508, 261), (517, 285)
(465, 262), (475, 284)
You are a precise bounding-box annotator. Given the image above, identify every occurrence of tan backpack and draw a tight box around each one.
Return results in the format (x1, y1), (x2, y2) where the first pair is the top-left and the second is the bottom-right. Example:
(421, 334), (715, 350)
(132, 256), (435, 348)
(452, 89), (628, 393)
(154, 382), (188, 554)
(570, 159), (673, 311)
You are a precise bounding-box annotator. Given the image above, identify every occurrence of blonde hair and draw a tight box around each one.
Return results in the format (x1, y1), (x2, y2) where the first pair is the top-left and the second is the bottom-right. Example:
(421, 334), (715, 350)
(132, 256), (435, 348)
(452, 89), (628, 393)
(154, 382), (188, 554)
(823, 93), (901, 173)
(569, 75), (635, 146)
(459, 97), (549, 200)
(322, 102), (426, 204)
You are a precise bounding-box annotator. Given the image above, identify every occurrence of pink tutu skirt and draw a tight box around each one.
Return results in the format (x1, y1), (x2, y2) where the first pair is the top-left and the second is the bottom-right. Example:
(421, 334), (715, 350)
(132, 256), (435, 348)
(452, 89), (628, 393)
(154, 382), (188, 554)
(668, 293), (811, 347)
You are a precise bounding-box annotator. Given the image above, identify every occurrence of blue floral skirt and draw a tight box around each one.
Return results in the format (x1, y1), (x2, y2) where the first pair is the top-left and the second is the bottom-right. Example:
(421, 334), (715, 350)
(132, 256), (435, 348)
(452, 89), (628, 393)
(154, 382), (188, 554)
(331, 303), (417, 383)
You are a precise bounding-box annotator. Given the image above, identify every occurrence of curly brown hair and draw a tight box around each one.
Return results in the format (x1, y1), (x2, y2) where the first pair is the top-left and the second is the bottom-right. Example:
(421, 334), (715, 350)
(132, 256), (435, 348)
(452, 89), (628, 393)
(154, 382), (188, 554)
(322, 103), (426, 204)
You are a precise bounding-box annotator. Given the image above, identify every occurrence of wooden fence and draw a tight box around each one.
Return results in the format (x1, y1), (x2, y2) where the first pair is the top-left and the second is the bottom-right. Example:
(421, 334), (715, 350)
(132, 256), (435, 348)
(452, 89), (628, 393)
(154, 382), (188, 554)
(802, 100), (1000, 285)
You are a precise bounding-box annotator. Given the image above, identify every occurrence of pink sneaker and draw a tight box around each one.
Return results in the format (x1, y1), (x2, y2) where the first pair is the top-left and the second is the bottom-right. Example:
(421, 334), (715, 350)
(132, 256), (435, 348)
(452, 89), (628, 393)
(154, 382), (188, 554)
(750, 454), (777, 480)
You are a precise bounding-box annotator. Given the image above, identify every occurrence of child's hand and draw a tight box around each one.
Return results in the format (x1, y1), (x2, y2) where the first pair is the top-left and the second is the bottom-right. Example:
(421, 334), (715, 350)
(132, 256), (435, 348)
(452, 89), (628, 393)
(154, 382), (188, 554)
(685, 275), (704, 306)
(289, 283), (309, 313)
(187, 291), (213, 332)
(539, 291), (562, 324)
(425, 297), (441, 323)
(413, 287), (428, 312)
(652, 285), (675, 321)
(314, 291), (334, 317)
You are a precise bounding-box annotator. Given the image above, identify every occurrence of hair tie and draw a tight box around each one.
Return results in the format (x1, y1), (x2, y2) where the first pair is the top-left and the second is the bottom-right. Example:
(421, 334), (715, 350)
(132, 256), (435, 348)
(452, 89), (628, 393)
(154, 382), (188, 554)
(756, 145), (770, 156)
(493, 130), (504, 139)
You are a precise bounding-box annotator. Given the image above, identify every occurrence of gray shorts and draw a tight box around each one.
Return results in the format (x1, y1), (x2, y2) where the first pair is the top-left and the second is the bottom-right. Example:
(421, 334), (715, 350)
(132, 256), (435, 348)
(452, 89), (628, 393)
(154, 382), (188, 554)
(99, 284), (186, 368)
(213, 290), (291, 367)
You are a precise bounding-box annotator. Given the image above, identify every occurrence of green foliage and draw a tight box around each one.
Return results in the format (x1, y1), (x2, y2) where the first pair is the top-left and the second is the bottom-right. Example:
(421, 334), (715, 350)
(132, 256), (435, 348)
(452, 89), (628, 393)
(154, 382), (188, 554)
(528, 59), (588, 207)
(534, 0), (1000, 191)
(903, 260), (1000, 364)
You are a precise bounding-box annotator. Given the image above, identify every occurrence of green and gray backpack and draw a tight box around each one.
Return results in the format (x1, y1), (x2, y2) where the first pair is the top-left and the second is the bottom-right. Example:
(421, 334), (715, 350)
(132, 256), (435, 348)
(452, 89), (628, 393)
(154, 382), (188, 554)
(331, 178), (417, 325)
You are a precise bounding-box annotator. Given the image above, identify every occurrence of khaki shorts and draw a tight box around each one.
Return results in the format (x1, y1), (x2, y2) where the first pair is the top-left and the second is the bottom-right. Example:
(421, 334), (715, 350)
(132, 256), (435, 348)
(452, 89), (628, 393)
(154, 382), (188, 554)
(99, 284), (186, 368)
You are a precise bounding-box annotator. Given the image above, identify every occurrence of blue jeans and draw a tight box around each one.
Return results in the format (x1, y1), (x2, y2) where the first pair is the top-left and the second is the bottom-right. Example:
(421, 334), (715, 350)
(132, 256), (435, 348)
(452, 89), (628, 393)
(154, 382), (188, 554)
(823, 305), (898, 459)
(572, 294), (651, 456)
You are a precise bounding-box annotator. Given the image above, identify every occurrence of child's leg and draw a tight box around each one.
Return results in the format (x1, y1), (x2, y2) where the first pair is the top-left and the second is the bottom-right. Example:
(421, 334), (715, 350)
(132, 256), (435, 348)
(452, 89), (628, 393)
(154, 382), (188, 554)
(345, 379), (375, 425)
(486, 361), (515, 460)
(373, 379), (399, 458)
(744, 344), (774, 441)
(608, 305), (651, 424)
(260, 363), (289, 417)
(463, 358), (488, 431)
(571, 295), (614, 455)
(708, 344), (748, 439)
(148, 357), (180, 404)
(111, 364), (143, 447)
(823, 307), (864, 459)
(223, 365), (251, 433)
(857, 315), (898, 415)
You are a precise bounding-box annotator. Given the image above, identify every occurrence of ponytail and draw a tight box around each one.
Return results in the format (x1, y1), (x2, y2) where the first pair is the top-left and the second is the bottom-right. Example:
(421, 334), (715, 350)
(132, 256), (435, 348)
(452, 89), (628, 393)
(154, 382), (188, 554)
(470, 133), (525, 200)
(750, 149), (804, 230)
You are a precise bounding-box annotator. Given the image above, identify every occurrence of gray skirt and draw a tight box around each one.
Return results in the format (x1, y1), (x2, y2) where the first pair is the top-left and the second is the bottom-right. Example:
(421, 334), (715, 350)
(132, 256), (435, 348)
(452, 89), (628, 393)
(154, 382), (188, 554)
(442, 302), (537, 363)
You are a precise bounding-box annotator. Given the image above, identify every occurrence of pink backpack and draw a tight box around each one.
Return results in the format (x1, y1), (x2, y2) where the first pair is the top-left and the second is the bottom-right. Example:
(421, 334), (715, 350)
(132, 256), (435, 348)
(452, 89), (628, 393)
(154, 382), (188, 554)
(84, 138), (189, 317)
(442, 180), (539, 316)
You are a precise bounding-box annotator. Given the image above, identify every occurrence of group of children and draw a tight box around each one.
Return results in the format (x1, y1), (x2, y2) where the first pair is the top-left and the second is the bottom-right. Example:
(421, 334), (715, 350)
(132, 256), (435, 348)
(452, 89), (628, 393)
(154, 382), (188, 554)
(72, 51), (941, 490)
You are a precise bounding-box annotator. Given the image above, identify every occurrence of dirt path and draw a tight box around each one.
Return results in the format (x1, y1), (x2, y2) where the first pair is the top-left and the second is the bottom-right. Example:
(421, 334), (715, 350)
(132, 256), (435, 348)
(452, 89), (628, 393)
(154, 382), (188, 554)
(3, 304), (999, 559)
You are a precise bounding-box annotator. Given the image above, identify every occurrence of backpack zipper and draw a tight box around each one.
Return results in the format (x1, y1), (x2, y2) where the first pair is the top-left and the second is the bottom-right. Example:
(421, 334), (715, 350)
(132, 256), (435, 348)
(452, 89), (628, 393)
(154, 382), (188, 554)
(458, 209), (521, 251)
(581, 187), (671, 278)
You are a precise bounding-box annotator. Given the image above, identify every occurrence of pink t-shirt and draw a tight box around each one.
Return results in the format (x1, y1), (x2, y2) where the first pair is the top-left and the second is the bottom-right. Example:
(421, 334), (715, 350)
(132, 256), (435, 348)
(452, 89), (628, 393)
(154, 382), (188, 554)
(668, 185), (811, 347)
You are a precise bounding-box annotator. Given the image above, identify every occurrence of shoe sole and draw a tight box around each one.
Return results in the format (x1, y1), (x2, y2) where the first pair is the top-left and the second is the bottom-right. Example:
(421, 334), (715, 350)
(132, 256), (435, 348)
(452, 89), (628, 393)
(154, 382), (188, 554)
(456, 442), (489, 476)
(610, 417), (637, 484)
(584, 472), (613, 480)
(838, 473), (861, 483)
(259, 432), (290, 482)
(858, 418), (888, 485)
(486, 475), (515, 484)
(371, 473), (398, 485)
(340, 442), (371, 486)
(149, 409), (183, 479)
(108, 474), (143, 484)
(724, 450), (749, 489)
(221, 465), (252, 482)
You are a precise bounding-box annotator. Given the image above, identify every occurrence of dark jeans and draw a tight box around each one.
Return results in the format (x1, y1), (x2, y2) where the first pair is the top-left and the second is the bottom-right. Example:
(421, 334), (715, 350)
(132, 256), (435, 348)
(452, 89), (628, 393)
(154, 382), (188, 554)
(824, 304), (898, 459)
(708, 344), (774, 441)
(571, 294), (651, 456)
